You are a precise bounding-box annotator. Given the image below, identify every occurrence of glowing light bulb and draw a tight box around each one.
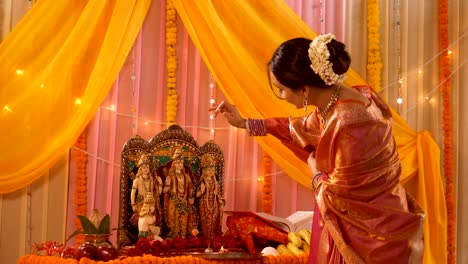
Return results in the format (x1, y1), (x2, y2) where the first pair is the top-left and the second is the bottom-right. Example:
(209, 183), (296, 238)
(396, 97), (403, 104)
(210, 99), (215, 104)
(211, 129), (215, 133)
(40, 84), (45, 88)
(75, 98), (82, 105)
(398, 78), (404, 84)
(209, 83), (215, 88)
(209, 114), (215, 120)
(145, 121), (149, 125)
(16, 69), (24, 75)
(425, 96), (430, 100)
(3, 105), (12, 112)
(448, 50), (452, 55)
(257, 177), (262, 182)
(418, 70), (422, 74)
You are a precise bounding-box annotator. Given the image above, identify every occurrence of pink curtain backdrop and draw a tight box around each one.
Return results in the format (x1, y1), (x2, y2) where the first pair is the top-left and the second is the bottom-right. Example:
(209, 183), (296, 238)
(66, 0), (346, 244)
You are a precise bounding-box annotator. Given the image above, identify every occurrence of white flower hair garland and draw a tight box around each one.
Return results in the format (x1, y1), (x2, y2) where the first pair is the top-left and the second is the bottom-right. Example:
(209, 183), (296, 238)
(308, 33), (346, 85)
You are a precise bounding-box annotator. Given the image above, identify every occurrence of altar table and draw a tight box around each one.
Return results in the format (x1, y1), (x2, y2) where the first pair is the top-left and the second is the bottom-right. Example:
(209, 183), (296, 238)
(18, 254), (309, 264)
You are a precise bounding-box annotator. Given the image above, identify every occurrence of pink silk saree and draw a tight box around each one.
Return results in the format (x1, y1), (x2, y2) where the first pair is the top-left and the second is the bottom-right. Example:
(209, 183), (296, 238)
(264, 86), (424, 263)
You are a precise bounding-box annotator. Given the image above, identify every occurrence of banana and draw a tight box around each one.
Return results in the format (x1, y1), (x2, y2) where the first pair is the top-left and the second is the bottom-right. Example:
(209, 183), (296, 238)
(277, 244), (293, 255)
(302, 243), (310, 254)
(288, 231), (303, 248)
(287, 242), (305, 256)
(298, 229), (311, 246)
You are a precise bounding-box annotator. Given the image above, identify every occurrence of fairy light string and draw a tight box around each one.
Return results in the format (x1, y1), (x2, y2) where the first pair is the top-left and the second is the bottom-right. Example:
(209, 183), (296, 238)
(131, 46), (137, 136)
(25, 0), (33, 254)
(208, 74), (216, 139)
(377, 29), (466, 97)
(394, 0), (404, 108)
(25, 0), (37, 254)
(261, 152), (273, 214)
(26, 185), (31, 253)
(319, 0), (325, 34)
(71, 145), (286, 184)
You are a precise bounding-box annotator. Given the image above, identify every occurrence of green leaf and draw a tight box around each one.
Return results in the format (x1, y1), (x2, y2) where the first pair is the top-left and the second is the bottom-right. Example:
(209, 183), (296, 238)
(78, 215), (98, 234)
(97, 214), (110, 234)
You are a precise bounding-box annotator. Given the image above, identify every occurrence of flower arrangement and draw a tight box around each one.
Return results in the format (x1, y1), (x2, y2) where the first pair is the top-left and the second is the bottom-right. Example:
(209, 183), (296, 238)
(126, 234), (245, 257)
(31, 241), (75, 258)
(366, 0), (383, 91)
(22, 233), (310, 263)
(19, 254), (311, 264)
(165, 0), (178, 127)
(73, 131), (88, 246)
(439, 0), (455, 263)
(308, 33), (346, 85)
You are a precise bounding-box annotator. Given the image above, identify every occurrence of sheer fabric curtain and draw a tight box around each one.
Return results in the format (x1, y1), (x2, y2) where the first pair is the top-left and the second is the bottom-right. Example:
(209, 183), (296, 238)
(66, 0), (318, 244)
(66, 1), (462, 263)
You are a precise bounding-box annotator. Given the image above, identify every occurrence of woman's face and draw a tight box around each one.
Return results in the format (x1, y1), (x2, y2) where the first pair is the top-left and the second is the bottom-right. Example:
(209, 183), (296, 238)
(271, 72), (304, 109)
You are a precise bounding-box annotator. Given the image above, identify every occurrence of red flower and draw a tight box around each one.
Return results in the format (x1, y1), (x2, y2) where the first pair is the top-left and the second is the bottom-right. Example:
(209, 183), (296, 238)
(211, 234), (224, 250)
(171, 237), (186, 250)
(127, 247), (140, 257)
(135, 237), (151, 254)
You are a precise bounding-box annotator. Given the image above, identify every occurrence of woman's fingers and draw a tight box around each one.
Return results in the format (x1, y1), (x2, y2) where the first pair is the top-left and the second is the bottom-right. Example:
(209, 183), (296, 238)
(209, 100), (233, 117)
(208, 101), (245, 128)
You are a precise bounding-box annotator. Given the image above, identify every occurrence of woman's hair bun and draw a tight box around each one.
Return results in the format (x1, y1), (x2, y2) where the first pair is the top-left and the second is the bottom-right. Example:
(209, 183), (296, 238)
(328, 40), (351, 75)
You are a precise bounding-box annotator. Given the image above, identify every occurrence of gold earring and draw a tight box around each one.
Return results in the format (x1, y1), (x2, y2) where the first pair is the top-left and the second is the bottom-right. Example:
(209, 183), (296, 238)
(303, 97), (308, 112)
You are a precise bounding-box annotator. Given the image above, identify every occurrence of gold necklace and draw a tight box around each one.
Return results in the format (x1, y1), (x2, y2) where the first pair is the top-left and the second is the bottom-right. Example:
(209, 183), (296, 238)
(318, 85), (341, 124)
(142, 177), (152, 193)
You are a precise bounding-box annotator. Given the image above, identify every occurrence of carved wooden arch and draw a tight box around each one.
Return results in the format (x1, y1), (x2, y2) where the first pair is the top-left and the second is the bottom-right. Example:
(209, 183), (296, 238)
(199, 140), (225, 197)
(118, 135), (151, 248)
(117, 125), (225, 248)
(148, 125), (202, 238)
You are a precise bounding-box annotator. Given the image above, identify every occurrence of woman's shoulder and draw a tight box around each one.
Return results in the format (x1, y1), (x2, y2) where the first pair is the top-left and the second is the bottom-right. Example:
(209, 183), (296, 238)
(333, 91), (388, 126)
(339, 85), (371, 106)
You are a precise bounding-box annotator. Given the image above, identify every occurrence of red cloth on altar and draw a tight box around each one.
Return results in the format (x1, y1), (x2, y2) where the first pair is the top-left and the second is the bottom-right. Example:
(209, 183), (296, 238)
(225, 212), (288, 254)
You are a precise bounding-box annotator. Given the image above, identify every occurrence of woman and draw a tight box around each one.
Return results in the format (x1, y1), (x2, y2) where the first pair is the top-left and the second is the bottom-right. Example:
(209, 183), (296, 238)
(213, 34), (424, 263)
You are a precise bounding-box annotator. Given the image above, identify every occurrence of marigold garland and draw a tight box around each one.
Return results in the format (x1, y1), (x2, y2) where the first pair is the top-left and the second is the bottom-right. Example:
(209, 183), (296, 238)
(261, 152), (273, 215)
(438, 0), (455, 263)
(73, 130), (88, 246)
(166, 0), (178, 127)
(17, 254), (308, 264)
(366, 0), (383, 91)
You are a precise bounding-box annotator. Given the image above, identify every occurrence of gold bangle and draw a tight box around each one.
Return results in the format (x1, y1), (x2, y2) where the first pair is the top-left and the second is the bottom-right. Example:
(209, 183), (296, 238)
(312, 172), (323, 190)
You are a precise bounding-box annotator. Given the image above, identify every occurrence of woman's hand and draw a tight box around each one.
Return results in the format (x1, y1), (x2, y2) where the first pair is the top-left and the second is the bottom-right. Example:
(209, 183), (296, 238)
(308, 153), (323, 191)
(210, 100), (246, 128)
(307, 152), (320, 175)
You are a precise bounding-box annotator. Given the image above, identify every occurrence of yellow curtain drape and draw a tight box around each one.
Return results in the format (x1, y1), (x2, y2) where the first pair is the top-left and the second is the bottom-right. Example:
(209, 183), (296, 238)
(172, 0), (446, 263)
(0, 0), (151, 193)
